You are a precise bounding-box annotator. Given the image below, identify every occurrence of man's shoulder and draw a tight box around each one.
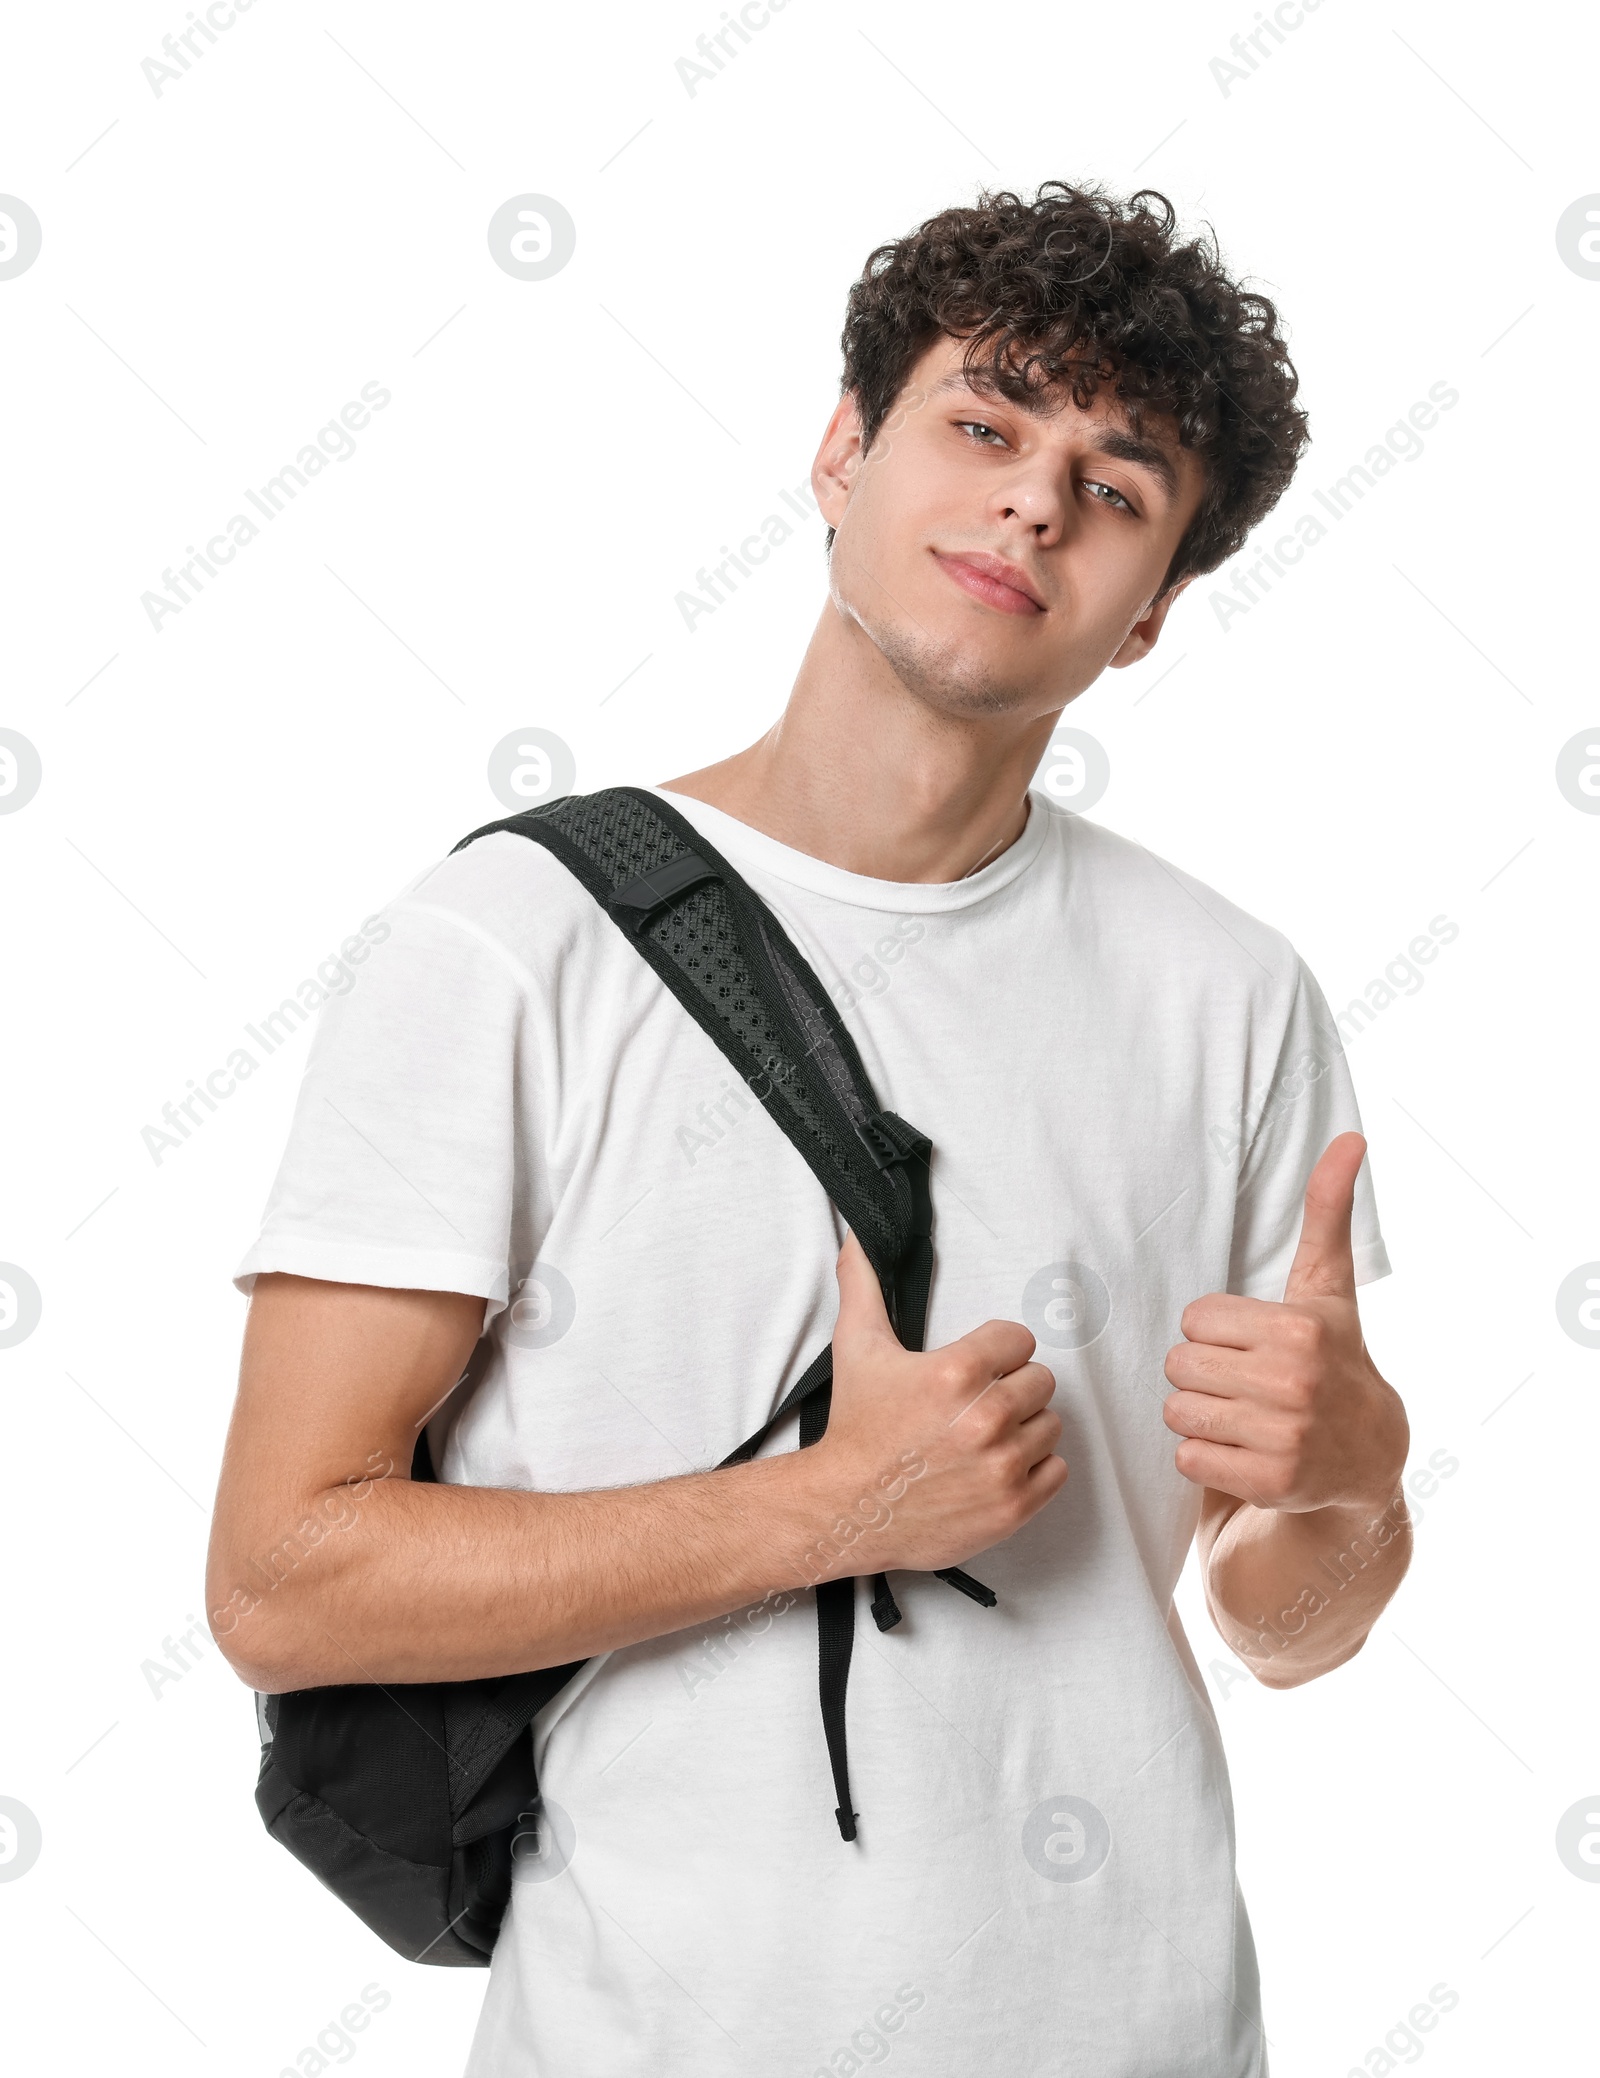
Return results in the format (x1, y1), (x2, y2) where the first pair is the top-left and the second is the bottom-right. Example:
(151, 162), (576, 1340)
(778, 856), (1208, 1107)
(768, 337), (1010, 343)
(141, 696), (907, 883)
(1037, 797), (1304, 1001)
(381, 821), (613, 987)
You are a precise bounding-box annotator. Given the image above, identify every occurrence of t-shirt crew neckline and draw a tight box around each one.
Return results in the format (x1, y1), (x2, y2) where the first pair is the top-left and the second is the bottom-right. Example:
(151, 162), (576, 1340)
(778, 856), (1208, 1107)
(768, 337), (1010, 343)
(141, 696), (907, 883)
(646, 784), (1051, 913)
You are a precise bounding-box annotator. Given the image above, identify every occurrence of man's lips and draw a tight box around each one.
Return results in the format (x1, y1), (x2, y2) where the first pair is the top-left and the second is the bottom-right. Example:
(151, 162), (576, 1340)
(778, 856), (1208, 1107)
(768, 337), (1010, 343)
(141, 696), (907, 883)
(932, 549), (1047, 616)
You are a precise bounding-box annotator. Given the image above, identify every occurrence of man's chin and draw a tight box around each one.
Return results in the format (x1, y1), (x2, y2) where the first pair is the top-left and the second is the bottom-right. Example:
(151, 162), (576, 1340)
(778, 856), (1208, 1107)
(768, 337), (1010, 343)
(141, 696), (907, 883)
(874, 620), (1051, 719)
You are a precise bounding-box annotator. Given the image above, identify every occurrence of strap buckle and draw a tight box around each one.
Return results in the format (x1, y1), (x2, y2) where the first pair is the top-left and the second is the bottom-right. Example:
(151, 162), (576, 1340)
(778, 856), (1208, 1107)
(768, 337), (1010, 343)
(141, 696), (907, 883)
(855, 1111), (915, 1171)
(857, 1112), (932, 1229)
(609, 853), (718, 934)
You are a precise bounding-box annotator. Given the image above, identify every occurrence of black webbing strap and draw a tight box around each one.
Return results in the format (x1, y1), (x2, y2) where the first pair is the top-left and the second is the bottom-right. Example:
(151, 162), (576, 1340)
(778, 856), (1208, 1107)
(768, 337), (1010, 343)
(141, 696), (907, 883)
(453, 787), (994, 1843)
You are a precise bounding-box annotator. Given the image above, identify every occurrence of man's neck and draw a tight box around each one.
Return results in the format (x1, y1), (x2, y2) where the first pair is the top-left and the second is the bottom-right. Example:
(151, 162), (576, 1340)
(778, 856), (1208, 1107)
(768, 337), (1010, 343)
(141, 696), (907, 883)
(662, 605), (1062, 884)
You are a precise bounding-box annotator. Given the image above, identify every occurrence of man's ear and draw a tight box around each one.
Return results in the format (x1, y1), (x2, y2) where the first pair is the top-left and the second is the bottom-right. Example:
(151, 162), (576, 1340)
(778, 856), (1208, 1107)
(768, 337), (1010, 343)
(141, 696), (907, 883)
(812, 390), (866, 532)
(1108, 576), (1192, 668)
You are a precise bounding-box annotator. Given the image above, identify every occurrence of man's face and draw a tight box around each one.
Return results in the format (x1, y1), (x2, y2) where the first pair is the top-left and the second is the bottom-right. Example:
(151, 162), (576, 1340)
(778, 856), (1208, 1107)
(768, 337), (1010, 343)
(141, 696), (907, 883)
(816, 332), (1208, 719)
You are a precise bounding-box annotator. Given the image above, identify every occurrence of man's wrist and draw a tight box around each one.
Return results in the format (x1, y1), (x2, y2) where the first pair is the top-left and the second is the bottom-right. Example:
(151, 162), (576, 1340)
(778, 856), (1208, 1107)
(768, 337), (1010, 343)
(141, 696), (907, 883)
(753, 1436), (927, 1591)
(1308, 1471), (1410, 1532)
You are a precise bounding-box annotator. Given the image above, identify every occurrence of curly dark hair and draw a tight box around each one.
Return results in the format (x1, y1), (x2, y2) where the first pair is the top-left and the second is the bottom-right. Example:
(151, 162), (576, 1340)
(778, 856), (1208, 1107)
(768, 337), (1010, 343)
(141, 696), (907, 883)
(833, 181), (1309, 591)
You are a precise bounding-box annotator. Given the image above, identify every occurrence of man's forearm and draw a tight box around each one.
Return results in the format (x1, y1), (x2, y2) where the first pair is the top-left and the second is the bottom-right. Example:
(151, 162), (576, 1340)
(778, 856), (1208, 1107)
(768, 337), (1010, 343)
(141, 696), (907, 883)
(209, 1259), (1064, 1697)
(212, 1449), (865, 1693)
(1203, 1487), (1413, 1688)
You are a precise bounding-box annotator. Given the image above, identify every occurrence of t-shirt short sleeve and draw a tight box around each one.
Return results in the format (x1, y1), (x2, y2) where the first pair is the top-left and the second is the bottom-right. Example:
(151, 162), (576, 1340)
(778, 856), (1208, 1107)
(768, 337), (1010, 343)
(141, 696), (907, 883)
(1227, 957), (1392, 1299)
(231, 899), (527, 1327)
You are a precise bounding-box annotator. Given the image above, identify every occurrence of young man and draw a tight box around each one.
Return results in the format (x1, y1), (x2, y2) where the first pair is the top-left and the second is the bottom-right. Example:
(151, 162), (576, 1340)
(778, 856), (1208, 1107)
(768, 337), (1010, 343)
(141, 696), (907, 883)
(211, 182), (1411, 2075)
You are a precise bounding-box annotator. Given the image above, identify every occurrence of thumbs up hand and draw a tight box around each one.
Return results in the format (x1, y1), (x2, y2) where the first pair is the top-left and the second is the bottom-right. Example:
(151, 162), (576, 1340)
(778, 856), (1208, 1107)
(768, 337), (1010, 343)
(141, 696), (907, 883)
(1162, 1134), (1409, 1512)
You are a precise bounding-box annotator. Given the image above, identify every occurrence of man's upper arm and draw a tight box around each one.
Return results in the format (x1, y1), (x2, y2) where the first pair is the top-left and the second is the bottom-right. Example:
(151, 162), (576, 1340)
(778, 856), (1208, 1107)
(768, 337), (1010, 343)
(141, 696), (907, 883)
(214, 873), (533, 1663)
(206, 1274), (485, 1665)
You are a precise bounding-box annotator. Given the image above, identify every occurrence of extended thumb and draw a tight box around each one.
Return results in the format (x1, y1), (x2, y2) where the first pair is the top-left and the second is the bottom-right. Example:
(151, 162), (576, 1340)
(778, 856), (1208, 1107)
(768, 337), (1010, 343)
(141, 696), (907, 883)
(1284, 1132), (1364, 1302)
(834, 1230), (894, 1342)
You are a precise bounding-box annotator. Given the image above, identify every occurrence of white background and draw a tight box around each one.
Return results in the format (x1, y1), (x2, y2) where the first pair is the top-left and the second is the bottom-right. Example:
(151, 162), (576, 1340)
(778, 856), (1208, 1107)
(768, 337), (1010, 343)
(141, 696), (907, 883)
(2, 1), (1596, 2072)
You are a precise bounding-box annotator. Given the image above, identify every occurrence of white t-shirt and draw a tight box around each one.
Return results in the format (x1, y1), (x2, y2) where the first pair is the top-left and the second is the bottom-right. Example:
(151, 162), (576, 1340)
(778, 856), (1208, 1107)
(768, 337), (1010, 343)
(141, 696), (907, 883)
(234, 787), (1389, 2078)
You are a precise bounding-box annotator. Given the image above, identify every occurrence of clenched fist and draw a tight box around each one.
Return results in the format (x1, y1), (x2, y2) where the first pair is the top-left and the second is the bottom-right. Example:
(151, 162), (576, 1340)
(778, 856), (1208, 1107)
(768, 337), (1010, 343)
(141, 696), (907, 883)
(802, 1232), (1069, 1579)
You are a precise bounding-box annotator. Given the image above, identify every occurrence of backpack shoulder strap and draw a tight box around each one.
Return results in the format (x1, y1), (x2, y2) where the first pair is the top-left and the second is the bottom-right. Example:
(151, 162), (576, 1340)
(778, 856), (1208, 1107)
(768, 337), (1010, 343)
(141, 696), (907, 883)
(453, 785), (931, 1341)
(451, 784), (990, 1849)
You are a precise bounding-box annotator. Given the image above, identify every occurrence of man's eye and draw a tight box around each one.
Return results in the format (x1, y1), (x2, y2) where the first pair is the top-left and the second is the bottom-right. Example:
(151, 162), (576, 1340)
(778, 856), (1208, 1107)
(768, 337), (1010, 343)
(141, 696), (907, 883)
(956, 420), (1006, 446)
(1084, 479), (1133, 510)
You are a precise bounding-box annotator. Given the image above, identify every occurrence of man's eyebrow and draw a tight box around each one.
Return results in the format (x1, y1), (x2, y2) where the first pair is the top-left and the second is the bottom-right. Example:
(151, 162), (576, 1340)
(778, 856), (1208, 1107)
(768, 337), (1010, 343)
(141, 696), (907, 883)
(926, 372), (1181, 499)
(1090, 429), (1179, 500)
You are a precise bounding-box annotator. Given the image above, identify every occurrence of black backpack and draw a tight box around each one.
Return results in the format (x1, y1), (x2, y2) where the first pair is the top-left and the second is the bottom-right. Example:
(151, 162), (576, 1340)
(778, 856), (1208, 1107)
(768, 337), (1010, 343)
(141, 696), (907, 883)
(252, 787), (995, 1964)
